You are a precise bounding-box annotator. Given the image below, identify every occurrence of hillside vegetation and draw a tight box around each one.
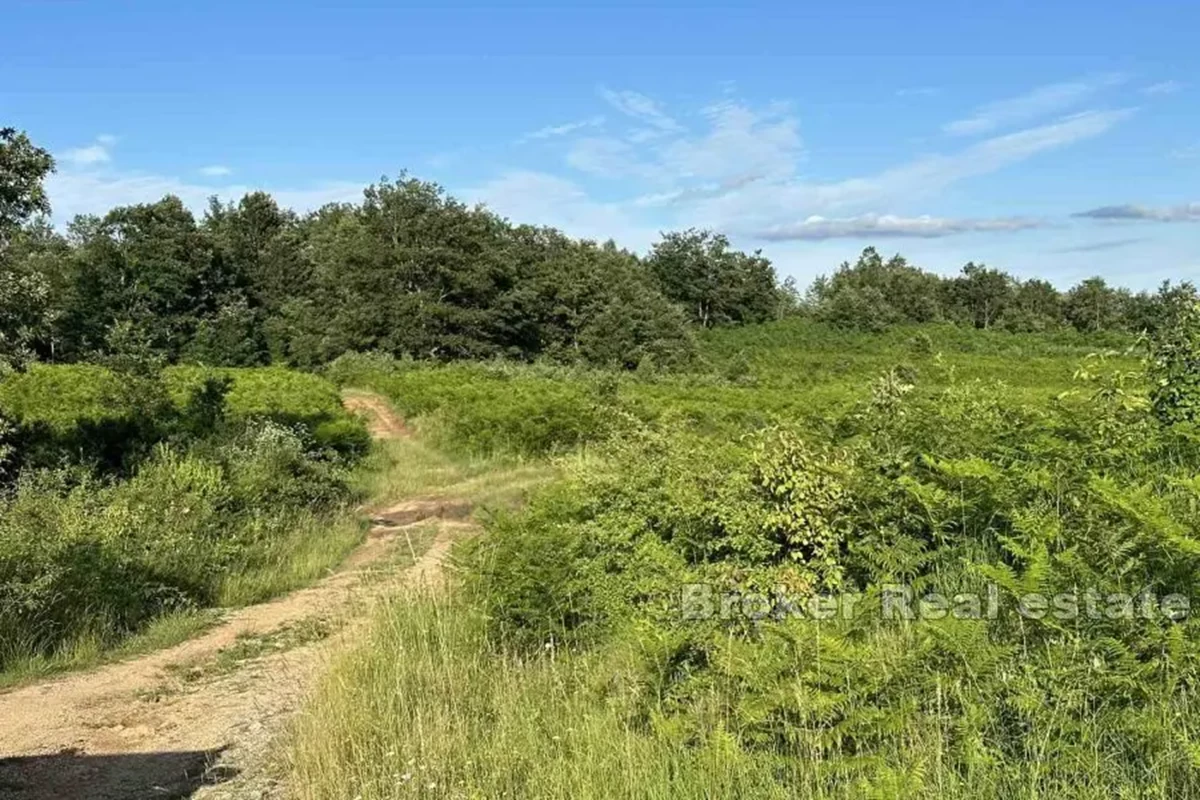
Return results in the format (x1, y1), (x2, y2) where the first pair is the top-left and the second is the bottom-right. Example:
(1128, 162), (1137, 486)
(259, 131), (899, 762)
(291, 308), (1200, 799)
(4, 126), (1200, 797)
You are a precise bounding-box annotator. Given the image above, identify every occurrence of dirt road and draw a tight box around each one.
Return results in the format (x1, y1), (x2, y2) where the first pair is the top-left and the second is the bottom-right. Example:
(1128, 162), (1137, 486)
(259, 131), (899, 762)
(0, 393), (470, 799)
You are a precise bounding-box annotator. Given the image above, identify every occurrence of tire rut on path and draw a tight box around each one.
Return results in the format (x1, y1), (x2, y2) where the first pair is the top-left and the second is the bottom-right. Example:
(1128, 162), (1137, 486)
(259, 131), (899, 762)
(0, 392), (469, 800)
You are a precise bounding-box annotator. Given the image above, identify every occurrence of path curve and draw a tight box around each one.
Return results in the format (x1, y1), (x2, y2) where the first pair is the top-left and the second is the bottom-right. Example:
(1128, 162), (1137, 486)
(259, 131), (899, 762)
(341, 389), (410, 440)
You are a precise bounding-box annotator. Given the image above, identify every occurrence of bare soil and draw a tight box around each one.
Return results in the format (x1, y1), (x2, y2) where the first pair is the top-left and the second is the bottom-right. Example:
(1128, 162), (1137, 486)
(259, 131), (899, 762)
(0, 393), (470, 800)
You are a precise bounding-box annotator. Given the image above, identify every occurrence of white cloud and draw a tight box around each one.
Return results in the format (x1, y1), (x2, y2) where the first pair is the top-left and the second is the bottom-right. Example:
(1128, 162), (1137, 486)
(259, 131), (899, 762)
(892, 109), (1134, 194)
(1142, 80), (1183, 96)
(943, 75), (1124, 136)
(462, 169), (658, 250)
(59, 140), (113, 166)
(464, 88), (1134, 254)
(756, 213), (1044, 241)
(199, 165), (233, 177)
(566, 136), (667, 181)
(46, 166), (361, 223)
(566, 98), (801, 193)
(660, 100), (800, 182)
(685, 108), (1134, 235)
(519, 116), (604, 143)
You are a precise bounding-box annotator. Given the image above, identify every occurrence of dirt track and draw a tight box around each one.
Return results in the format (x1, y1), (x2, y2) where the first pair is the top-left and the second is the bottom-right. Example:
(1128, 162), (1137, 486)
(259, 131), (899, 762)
(0, 393), (470, 799)
(341, 390), (410, 440)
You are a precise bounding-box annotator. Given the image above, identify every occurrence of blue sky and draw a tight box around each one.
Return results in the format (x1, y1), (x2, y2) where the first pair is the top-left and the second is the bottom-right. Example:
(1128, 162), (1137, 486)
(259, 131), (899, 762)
(4, 0), (1198, 290)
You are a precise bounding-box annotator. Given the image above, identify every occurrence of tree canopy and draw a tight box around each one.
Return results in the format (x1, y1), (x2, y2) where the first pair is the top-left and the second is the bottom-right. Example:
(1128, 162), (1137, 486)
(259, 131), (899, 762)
(0, 127), (1189, 372)
(807, 246), (1192, 336)
(0, 131), (787, 370)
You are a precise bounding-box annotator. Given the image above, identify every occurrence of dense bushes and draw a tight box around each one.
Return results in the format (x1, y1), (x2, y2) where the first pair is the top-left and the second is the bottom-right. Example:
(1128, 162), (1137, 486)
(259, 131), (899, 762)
(284, 310), (1200, 795)
(0, 361), (369, 670)
(462, 346), (1200, 792)
(1148, 296), (1200, 427)
(0, 418), (357, 667)
(0, 363), (362, 475)
(163, 365), (346, 427)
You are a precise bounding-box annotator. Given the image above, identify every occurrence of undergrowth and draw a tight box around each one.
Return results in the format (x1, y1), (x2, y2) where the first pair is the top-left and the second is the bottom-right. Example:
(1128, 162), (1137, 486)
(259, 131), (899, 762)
(0, 365), (370, 678)
(291, 311), (1200, 798)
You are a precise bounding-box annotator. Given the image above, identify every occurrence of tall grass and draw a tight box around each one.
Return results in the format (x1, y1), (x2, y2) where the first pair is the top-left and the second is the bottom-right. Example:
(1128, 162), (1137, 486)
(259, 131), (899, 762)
(292, 594), (1200, 799)
(289, 596), (803, 800)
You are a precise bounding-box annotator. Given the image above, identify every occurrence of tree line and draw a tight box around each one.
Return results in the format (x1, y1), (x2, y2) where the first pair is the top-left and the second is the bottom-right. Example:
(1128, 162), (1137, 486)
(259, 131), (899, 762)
(1, 128), (786, 373)
(807, 246), (1195, 335)
(2, 127), (1194, 375)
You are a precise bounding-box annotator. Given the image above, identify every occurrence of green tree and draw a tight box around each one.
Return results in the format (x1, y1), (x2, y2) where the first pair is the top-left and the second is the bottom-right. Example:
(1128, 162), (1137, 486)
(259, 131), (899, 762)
(204, 192), (305, 314)
(1064, 277), (1122, 333)
(0, 127), (55, 248)
(0, 129), (58, 369)
(0, 269), (52, 372)
(58, 196), (223, 360)
(810, 248), (943, 331)
(950, 262), (1014, 329)
(299, 177), (518, 361)
(646, 229), (779, 327)
(1003, 278), (1062, 332)
(1121, 281), (1197, 335)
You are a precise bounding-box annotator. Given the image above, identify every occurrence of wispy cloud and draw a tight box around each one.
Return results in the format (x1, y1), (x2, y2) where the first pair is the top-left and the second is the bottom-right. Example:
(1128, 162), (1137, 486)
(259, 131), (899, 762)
(943, 75), (1124, 137)
(566, 136), (668, 181)
(662, 100), (800, 182)
(872, 110), (1134, 197)
(566, 97), (801, 190)
(518, 116), (605, 143)
(1171, 143), (1200, 160)
(1142, 80), (1183, 96)
(1052, 237), (1148, 254)
(599, 88), (682, 133)
(756, 213), (1044, 241)
(199, 165), (233, 177)
(1073, 202), (1200, 222)
(473, 86), (1134, 253)
(690, 108), (1135, 235)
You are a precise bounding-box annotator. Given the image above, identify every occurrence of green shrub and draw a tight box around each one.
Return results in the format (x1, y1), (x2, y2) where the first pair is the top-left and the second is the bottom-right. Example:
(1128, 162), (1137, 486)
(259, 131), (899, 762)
(1149, 298), (1200, 427)
(0, 363), (363, 476)
(0, 418), (356, 668)
(312, 417), (372, 458)
(164, 365), (346, 427)
(461, 360), (1200, 792)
